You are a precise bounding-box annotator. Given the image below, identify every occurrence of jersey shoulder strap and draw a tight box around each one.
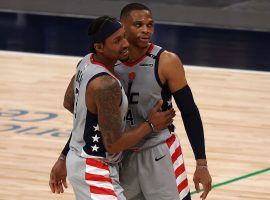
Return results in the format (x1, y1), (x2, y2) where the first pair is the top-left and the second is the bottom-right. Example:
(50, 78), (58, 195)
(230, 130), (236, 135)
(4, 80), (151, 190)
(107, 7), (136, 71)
(146, 44), (164, 59)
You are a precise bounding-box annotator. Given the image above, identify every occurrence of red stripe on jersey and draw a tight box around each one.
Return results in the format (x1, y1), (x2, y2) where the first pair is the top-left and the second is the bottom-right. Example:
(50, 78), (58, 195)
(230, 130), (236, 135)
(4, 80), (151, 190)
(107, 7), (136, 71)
(177, 178), (188, 193)
(85, 173), (112, 183)
(121, 43), (154, 67)
(166, 134), (176, 148)
(90, 185), (117, 197)
(171, 146), (182, 163)
(86, 158), (109, 171)
(175, 163), (186, 178)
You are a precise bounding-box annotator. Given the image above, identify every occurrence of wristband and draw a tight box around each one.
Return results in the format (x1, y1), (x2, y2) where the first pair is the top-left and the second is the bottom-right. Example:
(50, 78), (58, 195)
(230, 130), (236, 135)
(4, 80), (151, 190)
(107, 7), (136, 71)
(145, 119), (155, 132)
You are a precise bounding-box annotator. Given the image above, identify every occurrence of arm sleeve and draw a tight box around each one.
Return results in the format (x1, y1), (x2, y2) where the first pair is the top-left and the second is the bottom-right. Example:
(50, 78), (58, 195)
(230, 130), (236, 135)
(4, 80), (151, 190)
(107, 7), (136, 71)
(172, 85), (206, 159)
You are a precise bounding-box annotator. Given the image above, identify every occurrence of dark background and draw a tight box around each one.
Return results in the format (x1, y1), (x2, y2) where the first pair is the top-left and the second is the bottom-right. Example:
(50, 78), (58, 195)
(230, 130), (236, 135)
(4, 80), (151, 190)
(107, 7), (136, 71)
(1, 11), (270, 71)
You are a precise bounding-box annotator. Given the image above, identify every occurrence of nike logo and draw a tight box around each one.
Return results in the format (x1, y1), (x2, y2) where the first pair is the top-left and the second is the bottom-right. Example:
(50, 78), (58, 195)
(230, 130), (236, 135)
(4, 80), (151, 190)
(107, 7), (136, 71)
(155, 155), (166, 161)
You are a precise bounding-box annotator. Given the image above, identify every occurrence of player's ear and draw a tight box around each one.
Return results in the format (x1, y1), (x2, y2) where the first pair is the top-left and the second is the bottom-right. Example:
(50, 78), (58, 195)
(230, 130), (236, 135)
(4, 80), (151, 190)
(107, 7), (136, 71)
(94, 43), (104, 53)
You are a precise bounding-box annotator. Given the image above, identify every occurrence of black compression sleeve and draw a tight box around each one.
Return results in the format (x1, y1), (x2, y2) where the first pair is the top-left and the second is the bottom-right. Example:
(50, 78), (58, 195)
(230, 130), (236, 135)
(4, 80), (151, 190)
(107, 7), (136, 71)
(61, 132), (72, 156)
(172, 85), (206, 159)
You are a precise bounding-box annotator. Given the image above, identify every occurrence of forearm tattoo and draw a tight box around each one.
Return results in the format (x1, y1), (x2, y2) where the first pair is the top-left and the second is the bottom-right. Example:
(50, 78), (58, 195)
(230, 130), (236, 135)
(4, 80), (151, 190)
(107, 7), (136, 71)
(93, 76), (122, 149)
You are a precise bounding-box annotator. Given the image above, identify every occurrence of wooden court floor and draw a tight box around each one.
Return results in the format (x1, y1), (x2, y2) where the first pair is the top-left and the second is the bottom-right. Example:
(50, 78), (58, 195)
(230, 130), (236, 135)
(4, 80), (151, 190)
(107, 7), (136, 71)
(0, 51), (269, 200)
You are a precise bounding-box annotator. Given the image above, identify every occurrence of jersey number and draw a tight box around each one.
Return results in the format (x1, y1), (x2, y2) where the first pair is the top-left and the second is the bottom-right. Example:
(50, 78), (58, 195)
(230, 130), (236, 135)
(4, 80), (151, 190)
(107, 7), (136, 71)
(125, 109), (134, 126)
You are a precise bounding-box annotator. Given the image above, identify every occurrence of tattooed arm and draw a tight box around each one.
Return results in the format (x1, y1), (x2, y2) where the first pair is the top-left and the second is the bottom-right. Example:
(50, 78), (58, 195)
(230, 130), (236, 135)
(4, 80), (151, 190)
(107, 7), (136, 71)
(90, 76), (174, 153)
(91, 75), (150, 153)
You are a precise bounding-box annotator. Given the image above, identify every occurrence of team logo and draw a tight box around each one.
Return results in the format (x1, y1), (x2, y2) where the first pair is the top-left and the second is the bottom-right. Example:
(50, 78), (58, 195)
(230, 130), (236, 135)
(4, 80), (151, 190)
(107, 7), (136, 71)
(124, 72), (140, 126)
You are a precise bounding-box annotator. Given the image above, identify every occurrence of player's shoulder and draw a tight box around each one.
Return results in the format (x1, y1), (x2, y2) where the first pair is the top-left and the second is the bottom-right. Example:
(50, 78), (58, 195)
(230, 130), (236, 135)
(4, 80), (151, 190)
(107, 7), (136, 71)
(90, 75), (120, 94)
(160, 50), (181, 61)
(159, 50), (183, 69)
(76, 54), (91, 70)
(91, 75), (121, 104)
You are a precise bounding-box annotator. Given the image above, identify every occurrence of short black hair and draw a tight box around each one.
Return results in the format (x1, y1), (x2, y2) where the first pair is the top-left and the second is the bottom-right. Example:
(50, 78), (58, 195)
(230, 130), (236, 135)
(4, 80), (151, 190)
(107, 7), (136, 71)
(88, 16), (118, 53)
(120, 3), (151, 19)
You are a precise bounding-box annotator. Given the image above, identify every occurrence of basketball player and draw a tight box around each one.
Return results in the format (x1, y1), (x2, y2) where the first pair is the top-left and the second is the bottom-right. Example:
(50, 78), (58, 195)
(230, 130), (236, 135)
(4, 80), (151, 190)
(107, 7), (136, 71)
(115, 4), (212, 200)
(50, 3), (212, 200)
(51, 16), (175, 200)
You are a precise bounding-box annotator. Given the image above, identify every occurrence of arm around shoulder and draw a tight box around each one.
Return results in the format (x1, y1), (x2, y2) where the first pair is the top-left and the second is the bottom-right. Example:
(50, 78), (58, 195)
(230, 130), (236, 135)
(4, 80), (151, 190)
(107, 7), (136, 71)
(90, 76), (152, 154)
(91, 76), (123, 153)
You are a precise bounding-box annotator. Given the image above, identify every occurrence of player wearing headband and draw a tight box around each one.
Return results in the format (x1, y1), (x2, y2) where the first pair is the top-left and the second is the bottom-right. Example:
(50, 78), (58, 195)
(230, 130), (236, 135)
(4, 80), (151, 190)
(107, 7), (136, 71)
(50, 16), (175, 200)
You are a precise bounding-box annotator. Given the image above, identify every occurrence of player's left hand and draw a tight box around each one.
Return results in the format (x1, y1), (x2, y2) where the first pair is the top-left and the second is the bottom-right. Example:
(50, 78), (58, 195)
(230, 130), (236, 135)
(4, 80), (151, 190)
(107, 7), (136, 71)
(148, 100), (176, 132)
(49, 156), (68, 194)
(193, 162), (212, 199)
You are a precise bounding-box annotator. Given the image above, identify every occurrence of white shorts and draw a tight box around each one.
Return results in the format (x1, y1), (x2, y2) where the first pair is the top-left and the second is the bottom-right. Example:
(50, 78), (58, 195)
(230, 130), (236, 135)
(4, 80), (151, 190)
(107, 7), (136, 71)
(119, 133), (191, 200)
(66, 149), (126, 200)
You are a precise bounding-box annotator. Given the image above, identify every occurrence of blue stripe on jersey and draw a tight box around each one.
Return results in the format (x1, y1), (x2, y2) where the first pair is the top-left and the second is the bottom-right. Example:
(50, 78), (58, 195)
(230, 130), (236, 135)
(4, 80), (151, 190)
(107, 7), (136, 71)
(82, 72), (111, 158)
(83, 110), (106, 157)
(153, 48), (175, 132)
(153, 48), (165, 88)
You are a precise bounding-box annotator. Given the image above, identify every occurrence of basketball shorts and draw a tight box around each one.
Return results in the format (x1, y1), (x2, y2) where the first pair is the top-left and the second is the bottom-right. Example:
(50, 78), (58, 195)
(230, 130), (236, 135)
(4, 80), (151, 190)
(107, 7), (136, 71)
(66, 149), (126, 200)
(119, 133), (191, 200)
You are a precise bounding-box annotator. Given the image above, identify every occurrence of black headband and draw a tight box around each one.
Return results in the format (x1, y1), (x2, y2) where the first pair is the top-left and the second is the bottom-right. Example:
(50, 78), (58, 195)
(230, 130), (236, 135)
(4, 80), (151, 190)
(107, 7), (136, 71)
(90, 20), (122, 43)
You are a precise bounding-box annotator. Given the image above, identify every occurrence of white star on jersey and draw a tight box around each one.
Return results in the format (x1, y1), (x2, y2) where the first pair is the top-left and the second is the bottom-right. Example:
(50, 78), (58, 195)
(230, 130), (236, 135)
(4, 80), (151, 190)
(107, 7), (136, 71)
(91, 144), (99, 152)
(93, 124), (99, 131)
(167, 100), (172, 106)
(92, 134), (100, 142)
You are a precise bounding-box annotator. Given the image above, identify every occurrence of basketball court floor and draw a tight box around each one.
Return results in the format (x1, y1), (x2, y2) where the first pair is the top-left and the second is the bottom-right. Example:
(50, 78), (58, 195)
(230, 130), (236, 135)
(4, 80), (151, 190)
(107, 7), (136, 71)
(0, 50), (269, 200)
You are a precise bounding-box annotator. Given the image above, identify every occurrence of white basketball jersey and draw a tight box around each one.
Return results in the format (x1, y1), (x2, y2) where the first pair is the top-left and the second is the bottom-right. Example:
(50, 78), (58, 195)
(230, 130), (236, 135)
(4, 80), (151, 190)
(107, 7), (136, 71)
(70, 53), (128, 163)
(115, 44), (174, 149)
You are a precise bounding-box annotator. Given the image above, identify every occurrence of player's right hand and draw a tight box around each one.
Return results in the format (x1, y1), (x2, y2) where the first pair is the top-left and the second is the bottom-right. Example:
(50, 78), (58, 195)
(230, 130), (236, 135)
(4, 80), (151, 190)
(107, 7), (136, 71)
(148, 100), (176, 132)
(49, 156), (68, 194)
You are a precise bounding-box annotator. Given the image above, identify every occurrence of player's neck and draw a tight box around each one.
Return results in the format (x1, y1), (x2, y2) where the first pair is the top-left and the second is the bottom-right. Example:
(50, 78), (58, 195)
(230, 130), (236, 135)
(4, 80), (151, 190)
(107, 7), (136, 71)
(93, 54), (116, 69)
(127, 43), (151, 62)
